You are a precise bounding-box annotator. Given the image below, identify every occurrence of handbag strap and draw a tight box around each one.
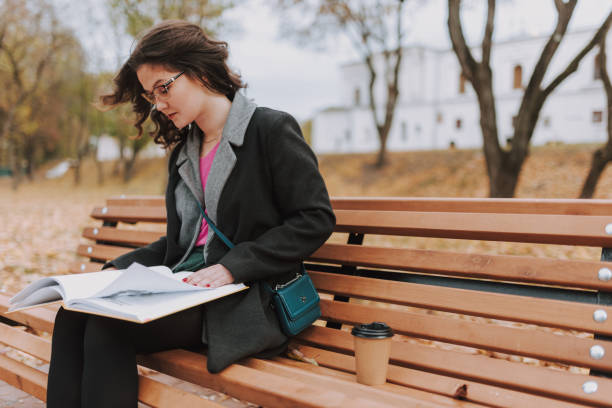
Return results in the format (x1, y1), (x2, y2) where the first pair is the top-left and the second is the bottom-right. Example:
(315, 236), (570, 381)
(192, 196), (235, 249)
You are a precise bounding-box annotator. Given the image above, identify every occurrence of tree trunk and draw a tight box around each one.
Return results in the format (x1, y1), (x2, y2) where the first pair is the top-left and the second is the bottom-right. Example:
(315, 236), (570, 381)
(580, 25), (612, 198)
(95, 154), (105, 186)
(123, 154), (137, 183)
(488, 152), (524, 197)
(10, 143), (22, 191)
(375, 132), (389, 167)
(73, 159), (81, 185)
(580, 147), (612, 198)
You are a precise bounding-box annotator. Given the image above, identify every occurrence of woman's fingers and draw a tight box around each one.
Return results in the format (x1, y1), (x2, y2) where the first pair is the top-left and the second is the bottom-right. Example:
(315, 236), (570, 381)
(184, 264), (234, 288)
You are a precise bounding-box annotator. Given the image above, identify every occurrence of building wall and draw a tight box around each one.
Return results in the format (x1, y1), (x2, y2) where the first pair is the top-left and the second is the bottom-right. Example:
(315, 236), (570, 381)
(312, 29), (610, 154)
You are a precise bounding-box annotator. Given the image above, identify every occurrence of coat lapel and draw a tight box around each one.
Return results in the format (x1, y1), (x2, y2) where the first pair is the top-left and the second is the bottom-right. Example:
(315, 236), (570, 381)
(203, 92), (256, 258)
(176, 125), (204, 204)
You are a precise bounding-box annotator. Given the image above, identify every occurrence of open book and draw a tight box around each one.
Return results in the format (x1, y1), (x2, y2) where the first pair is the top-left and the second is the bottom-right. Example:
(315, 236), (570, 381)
(6, 263), (247, 323)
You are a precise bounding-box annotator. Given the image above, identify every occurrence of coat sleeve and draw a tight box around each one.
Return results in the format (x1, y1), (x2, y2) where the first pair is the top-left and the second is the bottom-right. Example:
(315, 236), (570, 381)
(218, 112), (335, 283)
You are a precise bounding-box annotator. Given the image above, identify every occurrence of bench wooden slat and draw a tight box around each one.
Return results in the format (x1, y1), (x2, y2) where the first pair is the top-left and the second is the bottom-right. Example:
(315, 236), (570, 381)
(311, 243), (612, 291)
(82, 227), (163, 247)
(289, 345), (589, 408)
(0, 354), (47, 401)
(265, 356), (488, 408)
(91, 206), (166, 223)
(297, 326), (612, 407)
(138, 376), (228, 408)
(334, 210), (612, 247)
(0, 294), (56, 334)
(138, 349), (413, 408)
(76, 243), (132, 261)
(0, 323), (51, 362)
(102, 196), (612, 216)
(107, 196), (165, 207)
(319, 299), (612, 372)
(69, 261), (104, 274)
(309, 271), (612, 336)
(238, 357), (465, 407)
(331, 197), (612, 216)
(89, 206), (612, 246)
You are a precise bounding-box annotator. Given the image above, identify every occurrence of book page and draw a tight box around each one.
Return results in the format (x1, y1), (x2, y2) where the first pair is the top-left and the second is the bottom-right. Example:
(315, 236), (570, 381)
(54, 269), (124, 300)
(9, 270), (123, 305)
(7, 286), (64, 312)
(92, 263), (204, 298)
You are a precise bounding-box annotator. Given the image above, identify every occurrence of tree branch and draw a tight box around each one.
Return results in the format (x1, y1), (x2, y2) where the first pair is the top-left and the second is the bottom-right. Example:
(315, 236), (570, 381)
(523, 0), (576, 102)
(482, 0), (495, 67)
(542, 10), (612, 100)
(447, 0), (478, 82)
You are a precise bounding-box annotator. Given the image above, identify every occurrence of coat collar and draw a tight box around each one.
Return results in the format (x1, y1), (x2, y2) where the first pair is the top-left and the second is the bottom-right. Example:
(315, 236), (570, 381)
(174, 91), (257, 260)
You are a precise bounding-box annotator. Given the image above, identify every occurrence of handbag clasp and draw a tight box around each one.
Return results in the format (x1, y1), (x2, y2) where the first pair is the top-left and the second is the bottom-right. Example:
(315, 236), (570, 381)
(275, 273), (302, 291)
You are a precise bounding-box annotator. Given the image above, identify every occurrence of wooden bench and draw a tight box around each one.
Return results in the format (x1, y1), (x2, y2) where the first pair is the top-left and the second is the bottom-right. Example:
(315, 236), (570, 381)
(2, 195), (612, 407)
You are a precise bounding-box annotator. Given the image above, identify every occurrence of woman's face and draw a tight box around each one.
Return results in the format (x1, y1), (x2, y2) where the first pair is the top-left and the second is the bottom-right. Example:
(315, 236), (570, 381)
(136, 64), (211, 130)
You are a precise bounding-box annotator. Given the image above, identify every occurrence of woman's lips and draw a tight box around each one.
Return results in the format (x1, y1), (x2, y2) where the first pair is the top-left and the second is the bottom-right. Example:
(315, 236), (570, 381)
(168, 112), (177, 120)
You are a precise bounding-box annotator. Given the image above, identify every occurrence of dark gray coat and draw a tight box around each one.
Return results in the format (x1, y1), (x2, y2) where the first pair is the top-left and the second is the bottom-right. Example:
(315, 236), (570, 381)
(106, 93), (335, 372)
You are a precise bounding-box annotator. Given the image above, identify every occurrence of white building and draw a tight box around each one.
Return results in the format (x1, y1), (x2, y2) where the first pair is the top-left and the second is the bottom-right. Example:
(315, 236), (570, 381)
(95, 134), (166, 161)
(312, 28), (609, 154)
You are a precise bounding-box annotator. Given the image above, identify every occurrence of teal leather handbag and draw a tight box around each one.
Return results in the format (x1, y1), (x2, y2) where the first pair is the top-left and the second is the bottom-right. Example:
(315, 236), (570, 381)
(264, 265), (321, 336)
(193, 199), (320, 336)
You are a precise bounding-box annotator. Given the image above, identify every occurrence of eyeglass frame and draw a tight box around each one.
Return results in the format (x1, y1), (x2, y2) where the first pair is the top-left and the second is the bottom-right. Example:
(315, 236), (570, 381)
(141, 71), (184, 106)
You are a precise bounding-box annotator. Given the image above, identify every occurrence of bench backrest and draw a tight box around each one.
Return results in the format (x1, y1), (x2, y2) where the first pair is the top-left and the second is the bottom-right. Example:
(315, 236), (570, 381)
(76, 195), (612, 407)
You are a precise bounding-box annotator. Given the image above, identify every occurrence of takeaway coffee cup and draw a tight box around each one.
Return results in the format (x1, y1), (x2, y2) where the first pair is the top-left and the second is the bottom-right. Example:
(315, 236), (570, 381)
(351, 322), (394, 385)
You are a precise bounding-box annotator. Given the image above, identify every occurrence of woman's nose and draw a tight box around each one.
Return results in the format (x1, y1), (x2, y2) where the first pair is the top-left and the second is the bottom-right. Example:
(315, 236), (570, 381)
(156, 99), (169, 111)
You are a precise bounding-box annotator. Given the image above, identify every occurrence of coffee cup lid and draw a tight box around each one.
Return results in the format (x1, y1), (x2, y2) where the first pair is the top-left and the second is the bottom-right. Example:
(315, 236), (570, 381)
(351, 322), (394, 339)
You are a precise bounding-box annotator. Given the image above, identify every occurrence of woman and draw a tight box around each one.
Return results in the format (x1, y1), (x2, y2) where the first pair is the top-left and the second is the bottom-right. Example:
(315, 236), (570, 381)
(46, 20), (335, 408)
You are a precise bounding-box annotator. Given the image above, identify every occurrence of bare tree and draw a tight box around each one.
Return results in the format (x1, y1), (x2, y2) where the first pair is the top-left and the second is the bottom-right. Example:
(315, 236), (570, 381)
(278, 0), (411, 167)
(448, 0), (612, 197)
(580, 30), (612, 198)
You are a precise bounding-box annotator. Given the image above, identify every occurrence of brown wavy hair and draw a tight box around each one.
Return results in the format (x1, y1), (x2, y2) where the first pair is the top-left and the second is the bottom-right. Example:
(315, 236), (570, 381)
(100, 20), (245, 148)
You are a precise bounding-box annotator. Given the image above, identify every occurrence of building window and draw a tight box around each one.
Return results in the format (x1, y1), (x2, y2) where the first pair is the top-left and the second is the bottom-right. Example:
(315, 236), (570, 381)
(459, 73), (466, 94)
(436, 112), (443, 123)
(401, 122), (408, 141)
(593, 111), (603, 123)
(594, 53), (602, 81)
(345, 129), (352, 141)
(512, 115), (518, 129)
(543, 116), (551, 127)
(415, 124), (421, 136)
(354, 88), (361, 106)
(513, 65), (523, 89)
(455, 118), (462, 129)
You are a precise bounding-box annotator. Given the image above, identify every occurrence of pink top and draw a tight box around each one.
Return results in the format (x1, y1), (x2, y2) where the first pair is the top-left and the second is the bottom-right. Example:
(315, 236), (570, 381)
(195, 142), (220, 246)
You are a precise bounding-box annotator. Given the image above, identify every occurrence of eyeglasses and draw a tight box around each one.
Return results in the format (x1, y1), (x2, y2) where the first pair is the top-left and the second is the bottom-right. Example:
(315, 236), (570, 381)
(141, 71), (184, 105)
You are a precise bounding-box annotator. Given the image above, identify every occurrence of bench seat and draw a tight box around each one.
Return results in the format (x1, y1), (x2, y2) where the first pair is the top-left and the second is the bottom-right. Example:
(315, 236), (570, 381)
(1, 195), (612, 407)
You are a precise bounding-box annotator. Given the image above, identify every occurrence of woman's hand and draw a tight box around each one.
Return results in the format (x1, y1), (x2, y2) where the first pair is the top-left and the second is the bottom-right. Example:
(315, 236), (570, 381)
(183, 264), (235, 288)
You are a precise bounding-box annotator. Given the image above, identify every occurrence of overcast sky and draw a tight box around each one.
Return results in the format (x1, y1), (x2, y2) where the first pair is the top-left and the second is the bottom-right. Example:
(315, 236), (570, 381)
(56, 0), (612, 121)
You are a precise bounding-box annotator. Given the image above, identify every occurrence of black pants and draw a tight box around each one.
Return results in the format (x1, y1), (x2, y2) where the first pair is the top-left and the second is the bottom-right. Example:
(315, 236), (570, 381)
(46, 305), (205, 408)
